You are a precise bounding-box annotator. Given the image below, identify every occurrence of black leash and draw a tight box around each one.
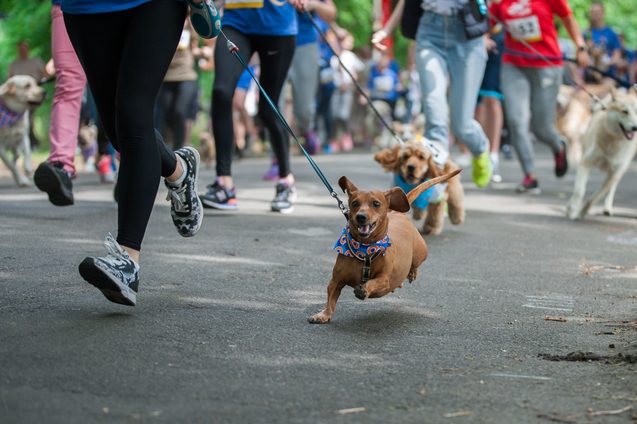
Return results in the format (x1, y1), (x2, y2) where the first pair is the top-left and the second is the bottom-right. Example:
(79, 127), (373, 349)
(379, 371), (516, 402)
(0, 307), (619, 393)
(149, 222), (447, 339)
(219, 29), (350, 219)
(487, 11), (608, 110)
(302, 7), (404, 146)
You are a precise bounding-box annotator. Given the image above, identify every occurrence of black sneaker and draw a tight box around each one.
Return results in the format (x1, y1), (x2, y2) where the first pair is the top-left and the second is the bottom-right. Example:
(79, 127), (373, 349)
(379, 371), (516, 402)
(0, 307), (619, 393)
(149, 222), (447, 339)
(200, 181), (238, 210)
(34, 162), (73, 206)
(516, 176), (541, 195)
(165, 147), (203, 237)
(271, 182), (296, 214)
(78, 234), (140, 306)
(554, 137), (568, 178)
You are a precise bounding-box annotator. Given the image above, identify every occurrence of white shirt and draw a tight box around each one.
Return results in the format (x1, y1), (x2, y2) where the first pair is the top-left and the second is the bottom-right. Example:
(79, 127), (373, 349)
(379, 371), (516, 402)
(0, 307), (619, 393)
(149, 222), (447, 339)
(331, 51), (365, 88)
(420, 0), (468, 15)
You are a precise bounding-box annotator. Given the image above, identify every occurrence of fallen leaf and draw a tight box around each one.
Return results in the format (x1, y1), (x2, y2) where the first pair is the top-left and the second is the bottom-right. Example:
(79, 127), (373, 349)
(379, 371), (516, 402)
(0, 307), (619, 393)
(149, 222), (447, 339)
(338, 407), (365, 414)
(444, 411), (473, 418)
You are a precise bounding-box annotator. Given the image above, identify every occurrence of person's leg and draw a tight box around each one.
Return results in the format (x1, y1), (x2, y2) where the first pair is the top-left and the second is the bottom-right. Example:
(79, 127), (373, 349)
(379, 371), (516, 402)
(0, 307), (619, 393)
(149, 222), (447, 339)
(528, 66), (568, 177)
(255, 34), (297, 213)
(290, 43), (319, 135)
(171, 80), (198, 151)
(445, 19), (490, 185)
(159, 81), (177, 146)
(233, 88), (248, 150)
(500, 64), (538, 192)
(211, 26), (253, 185)
(255, 35), (296, 179)
(64, 0), (188, 255)
(415, 15), (453, 150)
(36, 4), (87, 205)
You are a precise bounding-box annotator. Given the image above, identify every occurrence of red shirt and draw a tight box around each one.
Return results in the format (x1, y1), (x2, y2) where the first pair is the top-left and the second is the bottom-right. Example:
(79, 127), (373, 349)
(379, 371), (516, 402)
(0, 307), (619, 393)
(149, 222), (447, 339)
(489, 0), (572, 68)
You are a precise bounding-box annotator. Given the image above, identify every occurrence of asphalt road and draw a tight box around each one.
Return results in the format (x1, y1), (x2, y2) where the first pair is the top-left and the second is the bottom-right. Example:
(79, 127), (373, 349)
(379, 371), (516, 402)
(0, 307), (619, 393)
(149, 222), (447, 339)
(1, 146), (636, 424)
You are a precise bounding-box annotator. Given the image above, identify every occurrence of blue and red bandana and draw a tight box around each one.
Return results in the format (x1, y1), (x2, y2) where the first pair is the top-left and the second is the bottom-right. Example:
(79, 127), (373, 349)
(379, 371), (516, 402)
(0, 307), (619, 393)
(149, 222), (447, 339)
(333, 223), (392, 259)
(0, 99), (24, 129)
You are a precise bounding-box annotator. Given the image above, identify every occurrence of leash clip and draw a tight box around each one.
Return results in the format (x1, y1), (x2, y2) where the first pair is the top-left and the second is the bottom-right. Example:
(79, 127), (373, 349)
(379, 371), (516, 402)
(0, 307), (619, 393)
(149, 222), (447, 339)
(331, 191), (350, 218)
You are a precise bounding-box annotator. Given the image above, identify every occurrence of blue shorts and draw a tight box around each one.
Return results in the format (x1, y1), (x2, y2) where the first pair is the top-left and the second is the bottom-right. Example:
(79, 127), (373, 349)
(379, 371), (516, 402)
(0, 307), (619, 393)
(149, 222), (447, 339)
(479, 30), (504, 101)
(236, 67), (253, 91)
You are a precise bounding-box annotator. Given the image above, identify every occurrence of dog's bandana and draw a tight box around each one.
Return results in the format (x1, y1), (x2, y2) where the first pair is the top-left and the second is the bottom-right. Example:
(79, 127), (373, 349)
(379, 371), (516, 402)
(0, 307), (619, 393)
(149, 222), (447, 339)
(0, 99), (24, 129)
(394, 174), (446, 210)
(333, 223), (392, 259)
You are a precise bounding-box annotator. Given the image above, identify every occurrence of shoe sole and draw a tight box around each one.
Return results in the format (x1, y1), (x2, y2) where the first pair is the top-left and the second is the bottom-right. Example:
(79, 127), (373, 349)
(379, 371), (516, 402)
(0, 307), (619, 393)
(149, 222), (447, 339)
(175, 147), (204, 237)
(79, 258), (136, 306)
(200, 197), (238, 210)
(34, 163), (74, 206)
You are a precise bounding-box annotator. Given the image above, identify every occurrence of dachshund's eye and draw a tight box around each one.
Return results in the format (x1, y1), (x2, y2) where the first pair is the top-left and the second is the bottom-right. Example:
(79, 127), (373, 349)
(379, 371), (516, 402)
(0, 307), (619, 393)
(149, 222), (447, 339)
(352, 201), (359, 208)
(372, 201), (381, 207)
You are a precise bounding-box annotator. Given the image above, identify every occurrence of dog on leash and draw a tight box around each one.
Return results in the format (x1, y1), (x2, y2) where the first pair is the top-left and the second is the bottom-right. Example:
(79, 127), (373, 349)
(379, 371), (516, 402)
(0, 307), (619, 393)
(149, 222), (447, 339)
(374, 138), (464, 235)
(566, 86), (637, 220)
(308, 170), (461, 323)
(0, 75), (46, 186)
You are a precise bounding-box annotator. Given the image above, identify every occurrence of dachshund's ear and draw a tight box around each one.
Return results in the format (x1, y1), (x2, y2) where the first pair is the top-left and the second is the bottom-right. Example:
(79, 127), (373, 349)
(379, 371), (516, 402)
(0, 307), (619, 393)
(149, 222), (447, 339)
(384, 187), (410, 213)
(338, 176), (358, 196)
(424, 154), (444, 180)
(374, 146), (401, 172)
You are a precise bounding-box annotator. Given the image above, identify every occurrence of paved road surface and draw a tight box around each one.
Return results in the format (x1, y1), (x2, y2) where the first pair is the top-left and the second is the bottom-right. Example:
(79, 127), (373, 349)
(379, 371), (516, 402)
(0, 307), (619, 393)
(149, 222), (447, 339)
(1, 147), (636, 423)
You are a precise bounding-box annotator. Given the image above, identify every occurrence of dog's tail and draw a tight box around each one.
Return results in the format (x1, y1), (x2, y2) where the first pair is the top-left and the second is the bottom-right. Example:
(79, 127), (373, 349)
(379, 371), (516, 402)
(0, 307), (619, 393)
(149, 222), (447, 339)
(406, 169), (461, 204)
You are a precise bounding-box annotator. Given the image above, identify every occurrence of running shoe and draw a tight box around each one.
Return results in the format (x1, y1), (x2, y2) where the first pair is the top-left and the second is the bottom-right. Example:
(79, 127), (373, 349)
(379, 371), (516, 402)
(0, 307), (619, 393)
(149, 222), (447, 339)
(555, 137), (568, 178)
(166, 147), (204, 237)
(516, 176), (541, 195)
(263, 161), (279, 181)
(271, 182), (296, 214)
(302, 131), (320, 155)
(78, 234), (140, 306)
(200, 181), (238, 210)
(471, 151), (492, 187)
(34, 162), (74, 206)
(341, 134), (354, 151)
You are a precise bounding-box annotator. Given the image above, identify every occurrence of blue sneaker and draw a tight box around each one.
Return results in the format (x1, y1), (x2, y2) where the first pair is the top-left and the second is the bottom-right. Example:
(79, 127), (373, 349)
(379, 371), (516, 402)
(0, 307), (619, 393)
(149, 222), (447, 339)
(185, 0), (221, 39)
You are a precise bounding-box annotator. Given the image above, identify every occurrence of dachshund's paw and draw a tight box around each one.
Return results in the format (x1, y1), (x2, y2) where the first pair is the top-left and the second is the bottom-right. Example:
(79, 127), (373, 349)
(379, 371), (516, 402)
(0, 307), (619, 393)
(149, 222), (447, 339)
(308, 313), (331, 324)
(354, 285), (368, 300)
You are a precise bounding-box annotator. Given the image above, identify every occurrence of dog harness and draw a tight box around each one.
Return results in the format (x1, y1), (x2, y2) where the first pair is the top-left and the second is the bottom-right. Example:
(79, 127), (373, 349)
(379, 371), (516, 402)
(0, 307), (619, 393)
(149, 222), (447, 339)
(0, 99), (24, 129)
(334, 223), (392, 283)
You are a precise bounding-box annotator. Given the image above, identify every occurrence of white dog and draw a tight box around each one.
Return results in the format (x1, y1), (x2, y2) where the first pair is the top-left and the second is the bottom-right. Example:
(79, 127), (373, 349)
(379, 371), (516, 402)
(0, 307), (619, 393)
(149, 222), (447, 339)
(566, 87), (637, 220)
(0, 75), (46, 186)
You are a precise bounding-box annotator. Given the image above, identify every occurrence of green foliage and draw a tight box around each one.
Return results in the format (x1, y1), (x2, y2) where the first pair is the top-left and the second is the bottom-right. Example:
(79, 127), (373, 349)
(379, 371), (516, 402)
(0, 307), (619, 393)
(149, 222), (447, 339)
(569, 0), (637, 47)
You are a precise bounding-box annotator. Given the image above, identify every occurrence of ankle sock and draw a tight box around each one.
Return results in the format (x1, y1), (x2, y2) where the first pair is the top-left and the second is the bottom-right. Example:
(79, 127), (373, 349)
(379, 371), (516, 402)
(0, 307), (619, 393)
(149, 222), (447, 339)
(167, 156), (188, 188)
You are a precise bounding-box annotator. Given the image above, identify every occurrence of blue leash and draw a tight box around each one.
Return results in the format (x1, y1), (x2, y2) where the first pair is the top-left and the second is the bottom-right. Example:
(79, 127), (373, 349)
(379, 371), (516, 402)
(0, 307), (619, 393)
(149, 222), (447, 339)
(219, 30), (350, 218)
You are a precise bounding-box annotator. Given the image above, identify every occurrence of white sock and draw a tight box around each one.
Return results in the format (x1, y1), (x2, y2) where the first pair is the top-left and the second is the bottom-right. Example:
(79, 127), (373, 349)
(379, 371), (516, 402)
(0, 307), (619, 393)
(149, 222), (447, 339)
(166, 155), (188, 188)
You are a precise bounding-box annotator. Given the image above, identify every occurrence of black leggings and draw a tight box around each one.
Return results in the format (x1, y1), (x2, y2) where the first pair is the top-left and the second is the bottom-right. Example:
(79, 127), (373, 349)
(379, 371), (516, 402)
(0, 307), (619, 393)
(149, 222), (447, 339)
(159, 80), (198, 150)
(64, 0), (186, 251)
(212, 26), (295, 178)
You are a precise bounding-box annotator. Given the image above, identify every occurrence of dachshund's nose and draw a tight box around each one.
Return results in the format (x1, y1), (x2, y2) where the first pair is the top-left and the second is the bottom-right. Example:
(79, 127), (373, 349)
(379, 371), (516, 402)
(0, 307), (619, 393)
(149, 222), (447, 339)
(407, 164), (416, 172)
(356, 213), (367, 223)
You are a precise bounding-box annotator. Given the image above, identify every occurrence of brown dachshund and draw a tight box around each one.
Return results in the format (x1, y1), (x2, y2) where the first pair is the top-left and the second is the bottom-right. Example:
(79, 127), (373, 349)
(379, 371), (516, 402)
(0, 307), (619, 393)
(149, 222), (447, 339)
(374, 139), (465, 235)
(308, 169), (461, 324)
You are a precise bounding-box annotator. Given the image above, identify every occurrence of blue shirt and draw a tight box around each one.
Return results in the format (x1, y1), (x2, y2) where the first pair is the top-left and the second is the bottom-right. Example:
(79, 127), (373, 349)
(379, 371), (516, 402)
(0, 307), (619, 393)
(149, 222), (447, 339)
(61, 0), (154, 13)
(367, 67), (400, 102)
(295, 0), (326, 47)
(587, 26), (621, 56)
(223, 0), (297, 36)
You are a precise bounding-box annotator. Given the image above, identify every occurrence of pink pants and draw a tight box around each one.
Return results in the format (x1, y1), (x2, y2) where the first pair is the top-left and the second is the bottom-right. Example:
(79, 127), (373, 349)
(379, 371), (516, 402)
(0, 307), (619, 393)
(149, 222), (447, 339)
(48, 4), (86, 175)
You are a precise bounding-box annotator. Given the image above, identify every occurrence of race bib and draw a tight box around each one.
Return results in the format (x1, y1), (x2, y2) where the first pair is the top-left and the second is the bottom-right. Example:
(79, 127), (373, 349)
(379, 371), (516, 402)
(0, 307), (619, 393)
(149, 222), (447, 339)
(506, 15), (542, 43)
(225, 0), (264, 9)
(416, 136), (449, 167)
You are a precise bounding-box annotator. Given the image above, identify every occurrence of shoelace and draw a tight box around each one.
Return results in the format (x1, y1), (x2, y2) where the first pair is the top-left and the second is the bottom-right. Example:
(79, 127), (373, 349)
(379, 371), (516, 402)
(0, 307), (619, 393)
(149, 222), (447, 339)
(102, 233), (133, 267)
(166, 184), (190, 214)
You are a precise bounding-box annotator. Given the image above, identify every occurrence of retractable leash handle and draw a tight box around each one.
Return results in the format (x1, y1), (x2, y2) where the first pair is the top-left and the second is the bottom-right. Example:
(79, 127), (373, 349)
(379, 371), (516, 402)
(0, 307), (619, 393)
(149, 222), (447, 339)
(221, 32), (350, 219)
(301, 7), (404, 147)
(487, 10), (607, 110)
(186, 0), (221, 39)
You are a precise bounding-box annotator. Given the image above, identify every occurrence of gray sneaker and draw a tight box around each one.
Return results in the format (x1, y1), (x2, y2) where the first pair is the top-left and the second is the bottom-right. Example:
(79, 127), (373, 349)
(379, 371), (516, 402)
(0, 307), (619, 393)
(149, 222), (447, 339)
(270, 182), (296, 214)
(166, 147), (203, 237)
(78, 234), (140, 306)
